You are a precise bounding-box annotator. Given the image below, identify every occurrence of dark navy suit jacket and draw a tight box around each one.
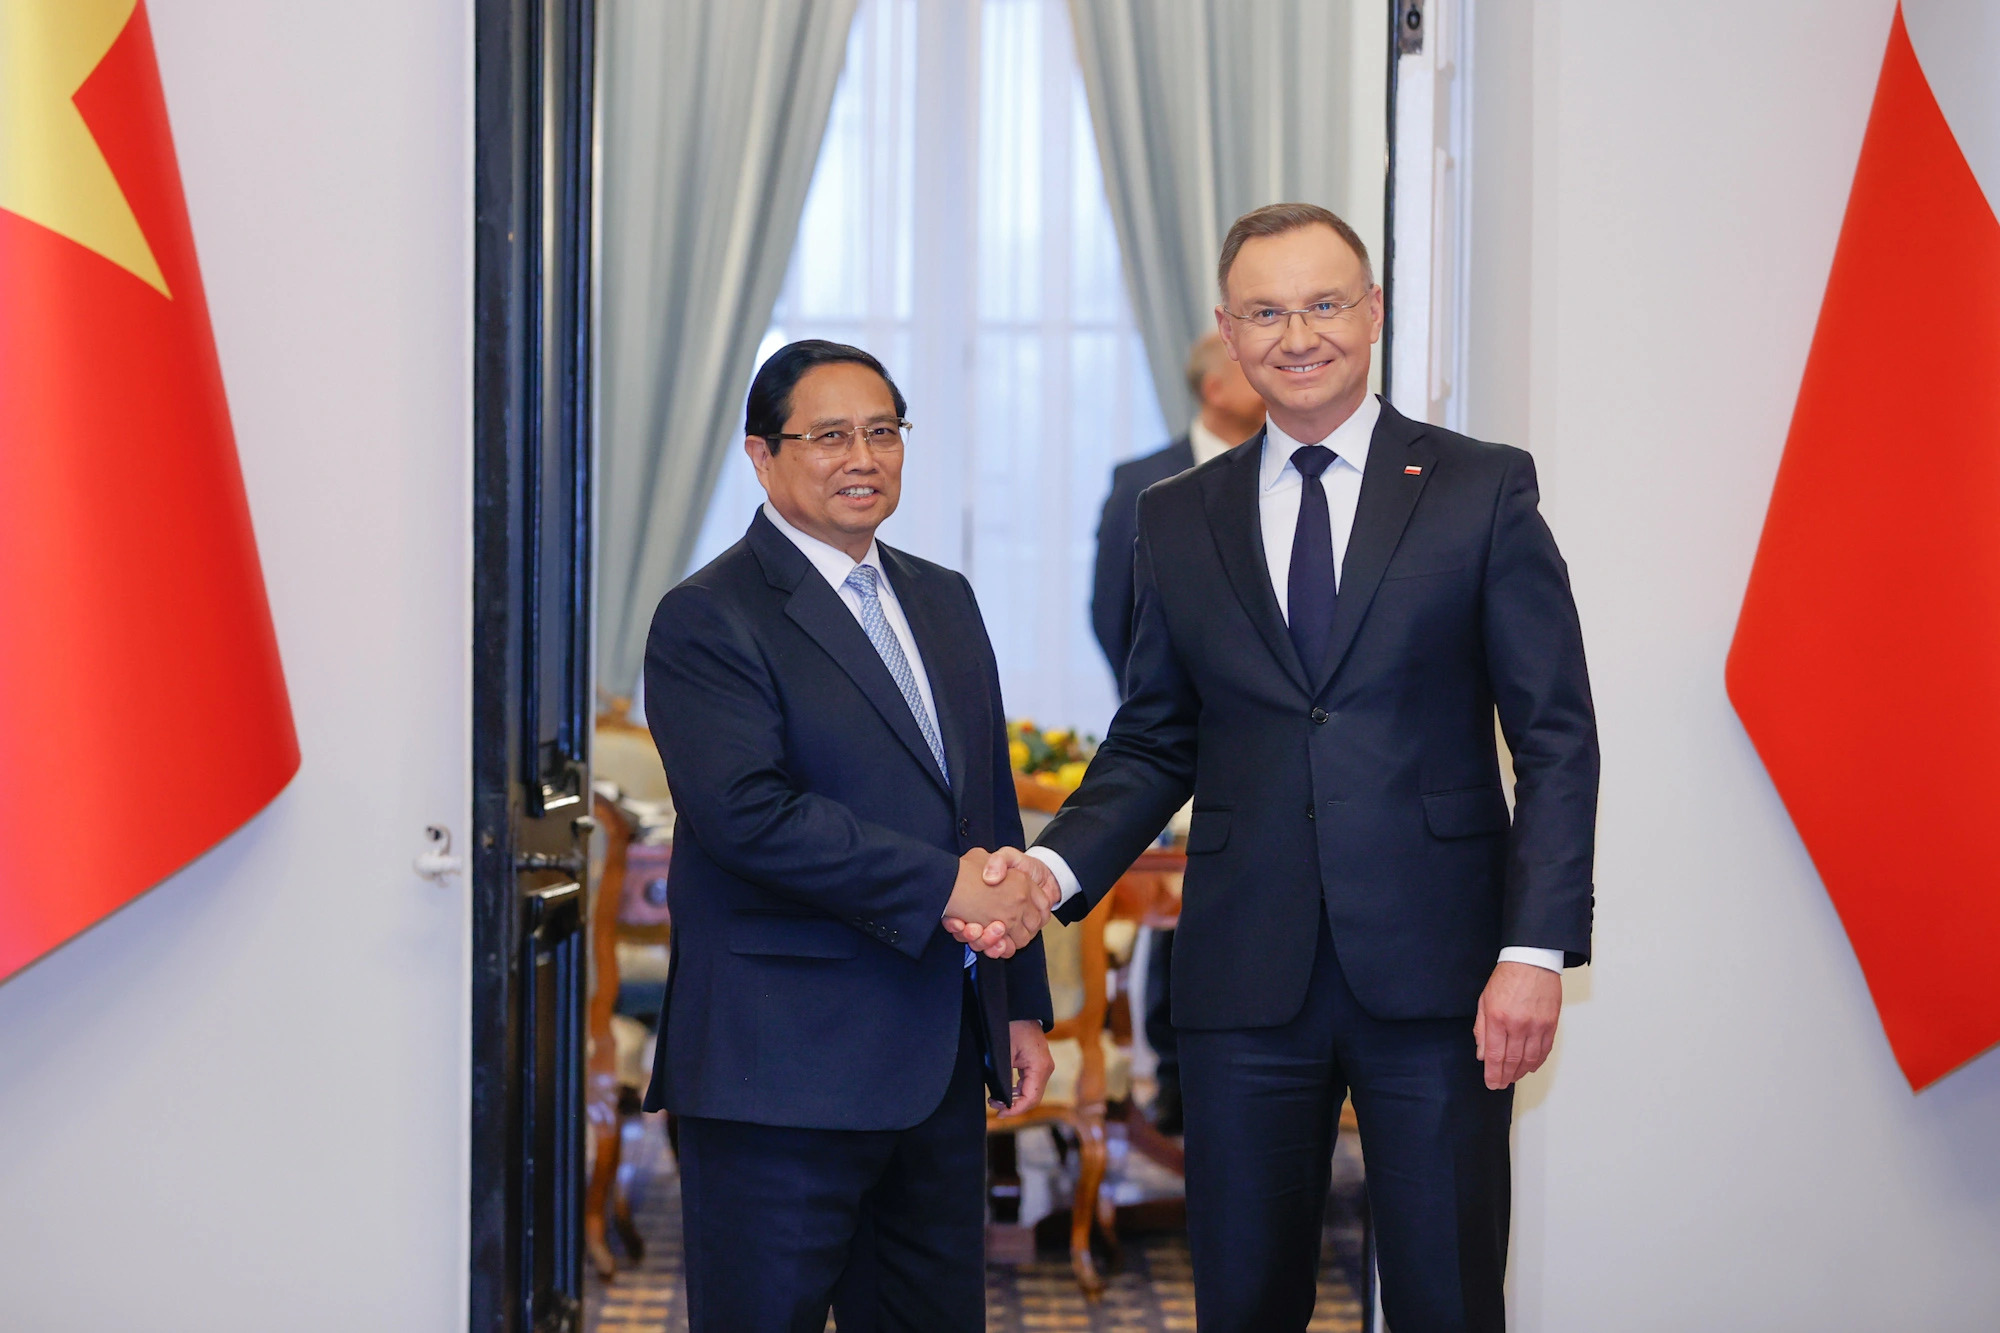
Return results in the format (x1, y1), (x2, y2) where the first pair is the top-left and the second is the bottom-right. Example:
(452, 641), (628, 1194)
(1091, 436), (1195, 689)
(1042, 402), (1598, 1027)
(641, 511), (1053, 1130)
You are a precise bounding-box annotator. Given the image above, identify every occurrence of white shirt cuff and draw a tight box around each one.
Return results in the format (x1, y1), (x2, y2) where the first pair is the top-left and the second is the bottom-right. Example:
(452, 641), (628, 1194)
(1498, 946), (1565, 973)
(1026, 846), (1083, 907)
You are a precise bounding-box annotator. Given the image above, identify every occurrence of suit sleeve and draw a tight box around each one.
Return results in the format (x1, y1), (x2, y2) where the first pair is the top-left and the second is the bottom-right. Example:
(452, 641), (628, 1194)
(1090, 470), (1140, 686)
(644, 583), (959, 960)
(960, 575), (1055, 1030)
(1041, 494), (1200, 923)
(1482, 451), (1599, 964)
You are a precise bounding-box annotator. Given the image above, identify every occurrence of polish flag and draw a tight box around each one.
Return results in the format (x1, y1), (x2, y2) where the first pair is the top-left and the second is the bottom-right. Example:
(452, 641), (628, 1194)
(0, 1), (298, 980)
(1728, 1), (2000, 1089)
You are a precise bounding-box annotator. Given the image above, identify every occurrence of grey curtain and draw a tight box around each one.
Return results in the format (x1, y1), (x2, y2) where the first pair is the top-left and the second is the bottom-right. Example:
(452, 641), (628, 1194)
(597, 0), (858, 699)
(1068, 0), (1367, 428)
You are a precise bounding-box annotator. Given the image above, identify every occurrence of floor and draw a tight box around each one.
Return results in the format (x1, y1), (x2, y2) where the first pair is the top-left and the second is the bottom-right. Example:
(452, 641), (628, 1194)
(585, 1111), (1369, 1333)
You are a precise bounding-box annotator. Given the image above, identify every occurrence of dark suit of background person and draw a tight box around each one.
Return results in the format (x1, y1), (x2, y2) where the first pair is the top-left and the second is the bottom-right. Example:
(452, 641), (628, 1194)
(1088, 333), (1266, 1133)
(1012, 207), (1597, 1333)
(643, 341), (1054, 1333)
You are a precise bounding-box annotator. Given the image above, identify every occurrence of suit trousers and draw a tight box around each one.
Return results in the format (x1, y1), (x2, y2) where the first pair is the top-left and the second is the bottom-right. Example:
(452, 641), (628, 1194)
(676, 986), (989, 1333)
(1179, 913), (1514, 1333)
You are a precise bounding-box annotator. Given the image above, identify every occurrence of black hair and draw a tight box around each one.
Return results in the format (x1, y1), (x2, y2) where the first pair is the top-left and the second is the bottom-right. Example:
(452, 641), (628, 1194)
(744, 339), (907, 451)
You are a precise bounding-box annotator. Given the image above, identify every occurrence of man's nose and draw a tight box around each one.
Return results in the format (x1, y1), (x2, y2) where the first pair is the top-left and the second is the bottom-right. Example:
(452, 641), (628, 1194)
(1278, 311), (1319, 353)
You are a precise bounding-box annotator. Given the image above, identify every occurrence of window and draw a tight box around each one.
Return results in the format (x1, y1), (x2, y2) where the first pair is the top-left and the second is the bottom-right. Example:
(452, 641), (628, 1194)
(687, 0), (1171, 738)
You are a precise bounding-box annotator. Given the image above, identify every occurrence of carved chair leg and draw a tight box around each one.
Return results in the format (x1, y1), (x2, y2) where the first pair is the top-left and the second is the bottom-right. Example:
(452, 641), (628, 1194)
(584, 1115), (619, 1280)
(1070, 1114), (1110, 1300)
(611, 1092), (644, 1259)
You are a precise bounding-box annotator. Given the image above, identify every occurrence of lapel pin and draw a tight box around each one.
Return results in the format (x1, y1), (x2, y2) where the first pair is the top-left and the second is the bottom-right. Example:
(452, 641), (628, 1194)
(1404, 464), (1424, 475)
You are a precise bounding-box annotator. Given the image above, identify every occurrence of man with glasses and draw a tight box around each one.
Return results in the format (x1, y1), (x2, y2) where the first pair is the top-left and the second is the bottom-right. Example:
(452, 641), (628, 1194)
(641, 339), (1055, 1332)
(974, 204), (1599, 1331)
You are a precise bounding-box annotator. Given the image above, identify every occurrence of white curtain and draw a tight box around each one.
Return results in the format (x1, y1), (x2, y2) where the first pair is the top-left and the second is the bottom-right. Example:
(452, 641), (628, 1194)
(596, 0), (859, 700)
(1067, 0), (1388, 428)
(687, 0), (1170, 739)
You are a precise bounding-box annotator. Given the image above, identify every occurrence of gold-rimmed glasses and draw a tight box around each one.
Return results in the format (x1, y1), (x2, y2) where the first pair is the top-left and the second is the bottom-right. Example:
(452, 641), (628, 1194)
(765, 420), (912, 459)
(1218, 289), (1376, 338)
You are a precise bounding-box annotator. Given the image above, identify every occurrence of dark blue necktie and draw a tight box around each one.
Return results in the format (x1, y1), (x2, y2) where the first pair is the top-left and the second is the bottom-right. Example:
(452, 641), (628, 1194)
(1287, 444), (1337, 676)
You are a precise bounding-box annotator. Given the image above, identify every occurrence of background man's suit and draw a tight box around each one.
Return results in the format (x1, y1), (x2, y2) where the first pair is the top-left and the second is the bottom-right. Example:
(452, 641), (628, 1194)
(1039, 399), (1597, 1332)
(1091, 434), (1193, 678)
(643, 508), (1053, 1332)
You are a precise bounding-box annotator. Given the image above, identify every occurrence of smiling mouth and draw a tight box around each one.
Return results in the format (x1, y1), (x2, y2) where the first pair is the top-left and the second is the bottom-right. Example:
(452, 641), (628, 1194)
(1276, 360), (1330, 375)
(837, 486), (880, 498)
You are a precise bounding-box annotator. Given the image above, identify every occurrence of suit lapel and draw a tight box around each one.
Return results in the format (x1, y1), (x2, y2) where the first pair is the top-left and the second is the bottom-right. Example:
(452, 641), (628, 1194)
(751, 515), (952, 798)
(881, 546), (979, 809)
(1202, 430), (1311, 694)
(1312, 404), (1436, 696)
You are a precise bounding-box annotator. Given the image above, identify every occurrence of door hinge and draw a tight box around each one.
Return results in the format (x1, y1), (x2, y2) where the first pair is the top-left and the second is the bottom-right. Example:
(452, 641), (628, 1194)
(1398, 0), (1425, 55)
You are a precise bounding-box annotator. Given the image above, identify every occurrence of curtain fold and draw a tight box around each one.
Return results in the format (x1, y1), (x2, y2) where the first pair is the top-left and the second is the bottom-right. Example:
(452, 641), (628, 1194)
(1066, 0), (1378, 429)
(596, 0), (859, 699)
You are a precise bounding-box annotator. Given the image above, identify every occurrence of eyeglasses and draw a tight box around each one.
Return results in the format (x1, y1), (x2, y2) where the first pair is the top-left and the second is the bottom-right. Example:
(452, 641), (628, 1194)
(765, 420), (912, 458)
(1219, 289), (1375, 335)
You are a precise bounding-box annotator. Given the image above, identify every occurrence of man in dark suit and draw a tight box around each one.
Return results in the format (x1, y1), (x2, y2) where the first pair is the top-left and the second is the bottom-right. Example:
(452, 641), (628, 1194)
(980, 205), (1598, 1331)
(642, 340), (1056, 1333)
(1091, 333), (1266, 678)
(1089, 332), (1264, 1133)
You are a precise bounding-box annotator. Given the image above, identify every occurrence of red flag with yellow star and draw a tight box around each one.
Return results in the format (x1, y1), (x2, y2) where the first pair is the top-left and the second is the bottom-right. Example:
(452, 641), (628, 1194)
(1, 0), (298, 980)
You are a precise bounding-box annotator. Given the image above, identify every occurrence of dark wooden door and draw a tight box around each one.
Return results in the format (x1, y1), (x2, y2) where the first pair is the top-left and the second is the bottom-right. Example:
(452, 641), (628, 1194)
(471, 0), (596, 1328)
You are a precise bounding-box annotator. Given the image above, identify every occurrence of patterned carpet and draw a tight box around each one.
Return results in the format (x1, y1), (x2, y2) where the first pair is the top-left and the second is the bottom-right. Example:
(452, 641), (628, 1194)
(586, 1113), (1367, 1333)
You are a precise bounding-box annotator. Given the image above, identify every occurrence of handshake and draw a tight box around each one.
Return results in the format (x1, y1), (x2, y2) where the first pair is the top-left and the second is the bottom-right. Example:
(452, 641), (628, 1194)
(942, 847), (1061, 958)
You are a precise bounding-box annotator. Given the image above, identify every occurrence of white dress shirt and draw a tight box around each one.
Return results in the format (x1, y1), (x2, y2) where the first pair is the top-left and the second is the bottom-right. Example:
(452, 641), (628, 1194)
(761, 502), (940, 729)
(1029, 399), (1563, 974)
(1186, 414), (1242, 467)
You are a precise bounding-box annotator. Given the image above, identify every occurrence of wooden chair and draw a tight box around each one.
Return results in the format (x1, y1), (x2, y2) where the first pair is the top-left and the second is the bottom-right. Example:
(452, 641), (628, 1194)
(985, 876), (1127, 1299)
(582, 703), (675, 1279)
(584, 791), (646, 1279)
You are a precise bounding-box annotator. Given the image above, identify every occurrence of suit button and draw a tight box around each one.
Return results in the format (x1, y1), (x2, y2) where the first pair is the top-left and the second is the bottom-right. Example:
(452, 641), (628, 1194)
(1306, 805), (1316, 820)
(959, 816), (971, 837)
(1310, 707), (1329, 724)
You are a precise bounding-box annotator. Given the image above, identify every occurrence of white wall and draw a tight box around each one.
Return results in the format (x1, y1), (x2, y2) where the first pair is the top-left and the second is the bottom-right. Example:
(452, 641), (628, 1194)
(1468, 2), (2000, 1328)
(0, 4), (472, 1330)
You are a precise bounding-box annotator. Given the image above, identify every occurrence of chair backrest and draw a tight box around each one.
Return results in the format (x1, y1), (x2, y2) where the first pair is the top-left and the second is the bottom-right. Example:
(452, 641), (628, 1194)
(595, 719), (672, 804)
(1042, 882), (1113, 1109)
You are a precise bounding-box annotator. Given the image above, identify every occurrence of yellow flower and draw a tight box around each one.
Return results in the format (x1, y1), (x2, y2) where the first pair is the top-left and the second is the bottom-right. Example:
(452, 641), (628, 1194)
(1009, 739), (1030, 771)
(1055, 760), (1089, 791)
(1045, 728), (1072, 747)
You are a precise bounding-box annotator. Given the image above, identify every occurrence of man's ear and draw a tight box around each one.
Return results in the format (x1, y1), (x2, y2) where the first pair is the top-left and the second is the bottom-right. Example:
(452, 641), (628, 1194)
(1214, 306), (1241, 361)
(745, 434), (774, 483)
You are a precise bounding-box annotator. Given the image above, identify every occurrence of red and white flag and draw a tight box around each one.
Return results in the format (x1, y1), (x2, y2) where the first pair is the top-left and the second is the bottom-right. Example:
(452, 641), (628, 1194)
(1728, 1), (2000, 1089)
(1, 1), (298, 980)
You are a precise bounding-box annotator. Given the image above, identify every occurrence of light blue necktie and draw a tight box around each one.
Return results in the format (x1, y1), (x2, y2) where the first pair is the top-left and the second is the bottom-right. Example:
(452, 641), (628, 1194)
(844, 564), (950, 786)
(843, 564), (972, 970)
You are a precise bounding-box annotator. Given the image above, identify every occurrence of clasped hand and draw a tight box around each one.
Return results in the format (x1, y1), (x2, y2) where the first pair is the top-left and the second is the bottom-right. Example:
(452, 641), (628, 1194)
(942, 848), (1059, 958)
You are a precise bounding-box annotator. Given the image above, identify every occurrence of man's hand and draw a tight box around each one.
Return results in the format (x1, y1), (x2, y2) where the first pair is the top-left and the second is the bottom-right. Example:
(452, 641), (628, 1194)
(942, 848), (1056, 958)
(993, 1020), (1053, 1117)
(1473, 961), (1563, 1090)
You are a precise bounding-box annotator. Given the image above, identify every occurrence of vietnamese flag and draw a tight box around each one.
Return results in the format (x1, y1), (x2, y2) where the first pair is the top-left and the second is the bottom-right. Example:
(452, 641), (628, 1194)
(0, 0), (297, 979)
(1727, 2), (2000, 1089)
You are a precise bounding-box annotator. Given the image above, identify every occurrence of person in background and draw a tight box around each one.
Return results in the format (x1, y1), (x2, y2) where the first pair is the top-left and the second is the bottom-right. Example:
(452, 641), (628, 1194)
(1088, 332), (1264, 1134)
(643, 340), (1055, 1332)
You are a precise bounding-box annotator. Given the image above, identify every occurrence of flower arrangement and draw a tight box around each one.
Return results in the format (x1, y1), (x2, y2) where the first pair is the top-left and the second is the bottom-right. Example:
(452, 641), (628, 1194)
(1008, 719), (1096, 792)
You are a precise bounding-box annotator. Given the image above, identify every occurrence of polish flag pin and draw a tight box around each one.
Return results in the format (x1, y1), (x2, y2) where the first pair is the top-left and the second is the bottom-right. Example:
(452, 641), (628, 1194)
(1404, 464), (1424, 475)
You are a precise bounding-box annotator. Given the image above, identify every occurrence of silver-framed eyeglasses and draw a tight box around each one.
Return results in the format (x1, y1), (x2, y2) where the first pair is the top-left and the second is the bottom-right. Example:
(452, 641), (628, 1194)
(1219, 288), (1375, 334)
(766, 420), (912, 457)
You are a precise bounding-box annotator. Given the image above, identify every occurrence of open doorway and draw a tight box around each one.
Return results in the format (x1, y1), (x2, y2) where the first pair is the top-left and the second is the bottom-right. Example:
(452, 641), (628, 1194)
(468, 1), (1473, 1329)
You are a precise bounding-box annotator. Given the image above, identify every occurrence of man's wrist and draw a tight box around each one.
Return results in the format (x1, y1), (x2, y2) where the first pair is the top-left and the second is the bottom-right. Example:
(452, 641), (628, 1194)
(1497, 945), (1564, 974)
(1025, 846), (1082, 906)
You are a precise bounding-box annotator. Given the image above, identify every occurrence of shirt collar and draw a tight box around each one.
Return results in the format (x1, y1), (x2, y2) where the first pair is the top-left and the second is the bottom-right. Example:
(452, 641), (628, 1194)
(762, 501), (885, 593)
(1188, 415), (1251, 467)
(1260, 393), (1383, 493)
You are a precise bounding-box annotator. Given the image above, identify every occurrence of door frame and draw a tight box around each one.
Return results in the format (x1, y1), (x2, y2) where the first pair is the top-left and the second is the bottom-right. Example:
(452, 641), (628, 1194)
(470, 0), (599, 1328)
